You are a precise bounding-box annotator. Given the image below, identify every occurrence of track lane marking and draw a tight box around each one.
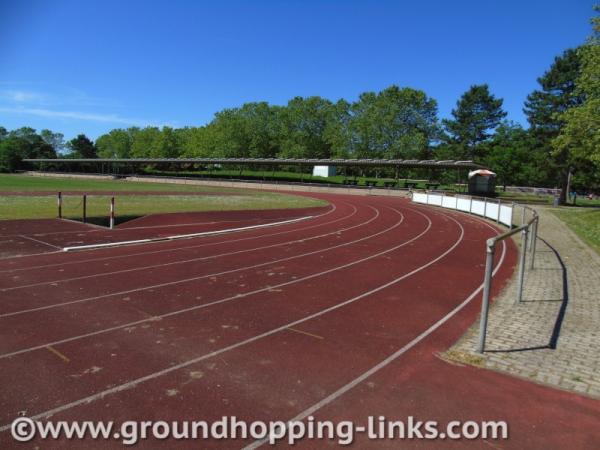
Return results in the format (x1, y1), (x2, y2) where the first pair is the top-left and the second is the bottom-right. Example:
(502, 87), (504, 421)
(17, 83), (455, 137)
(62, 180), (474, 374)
(45, 346), (70, 363)
(0, 206), (458, 431)
(0, 205), (377, 314)
(0, 205), (406, 356)
(0, 202), (341, 271)
(1, 205), (370, 291)
(18, 235), (62, 250)
(245, 226), (507, 449)
(287, 327), (325, 340)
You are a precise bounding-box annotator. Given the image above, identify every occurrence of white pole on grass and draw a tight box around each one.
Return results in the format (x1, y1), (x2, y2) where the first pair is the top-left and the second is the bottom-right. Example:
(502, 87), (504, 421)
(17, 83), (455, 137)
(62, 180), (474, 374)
(109, 196), (115, 229)
(57, 192), (62, 219)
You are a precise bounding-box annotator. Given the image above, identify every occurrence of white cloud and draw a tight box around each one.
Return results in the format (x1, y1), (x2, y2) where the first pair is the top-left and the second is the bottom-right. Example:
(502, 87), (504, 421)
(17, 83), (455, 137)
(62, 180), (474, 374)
(0, 89), (48, 103)
(0, 106), (167, 127)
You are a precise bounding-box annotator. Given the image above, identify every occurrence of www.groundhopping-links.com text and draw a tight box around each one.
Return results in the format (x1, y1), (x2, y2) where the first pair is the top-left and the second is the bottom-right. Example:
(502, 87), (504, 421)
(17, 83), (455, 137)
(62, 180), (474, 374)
(10, 416), (509, 445)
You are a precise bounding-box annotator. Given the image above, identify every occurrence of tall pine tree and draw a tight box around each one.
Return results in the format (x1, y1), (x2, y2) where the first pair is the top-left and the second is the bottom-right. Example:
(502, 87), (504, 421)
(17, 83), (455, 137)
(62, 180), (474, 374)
(442, 84), (506, 159)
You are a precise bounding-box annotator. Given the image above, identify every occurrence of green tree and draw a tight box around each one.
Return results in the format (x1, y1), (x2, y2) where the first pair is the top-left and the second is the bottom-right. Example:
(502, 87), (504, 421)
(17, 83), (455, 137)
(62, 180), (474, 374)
(553, 7), (600, 172)
(40, 129), (65, 155)
(442, 84), (506, 159)
(482, 122), (543, 188)
(278, 96), (336, 158)
(0, 127), (55, 172)
(96, 128), (135, 158)
(130, 127), (162, 157)
(349, 86), (439, 159)
(524, 48), (584, 202)
(67, 134), (97, 158)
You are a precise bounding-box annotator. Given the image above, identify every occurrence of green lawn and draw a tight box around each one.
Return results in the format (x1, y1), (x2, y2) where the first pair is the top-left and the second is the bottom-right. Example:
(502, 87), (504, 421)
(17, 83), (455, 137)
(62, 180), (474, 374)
(552, 208), (600, 255)
(0, 174), (327, 224)
(0, 173), (236, 193)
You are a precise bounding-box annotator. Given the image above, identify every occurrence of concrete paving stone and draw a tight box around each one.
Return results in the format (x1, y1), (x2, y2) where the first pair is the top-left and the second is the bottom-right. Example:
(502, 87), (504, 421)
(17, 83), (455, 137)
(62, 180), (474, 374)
(449, 207), (600, 399)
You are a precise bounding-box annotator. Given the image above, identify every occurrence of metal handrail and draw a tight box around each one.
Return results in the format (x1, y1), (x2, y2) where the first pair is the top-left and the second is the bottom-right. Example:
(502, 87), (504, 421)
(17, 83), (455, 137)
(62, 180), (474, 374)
(410, 189), (540, 353)
(477, 205), (539, 353)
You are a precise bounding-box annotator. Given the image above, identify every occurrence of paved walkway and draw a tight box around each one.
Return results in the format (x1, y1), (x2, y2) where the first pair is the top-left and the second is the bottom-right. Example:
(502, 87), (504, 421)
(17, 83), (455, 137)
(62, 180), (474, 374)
(449, 206), (600, 398)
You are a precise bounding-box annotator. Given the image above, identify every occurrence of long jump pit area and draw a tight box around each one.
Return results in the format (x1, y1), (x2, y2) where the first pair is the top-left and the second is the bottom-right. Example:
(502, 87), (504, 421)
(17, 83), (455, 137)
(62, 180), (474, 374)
(1, 190), (599, 448)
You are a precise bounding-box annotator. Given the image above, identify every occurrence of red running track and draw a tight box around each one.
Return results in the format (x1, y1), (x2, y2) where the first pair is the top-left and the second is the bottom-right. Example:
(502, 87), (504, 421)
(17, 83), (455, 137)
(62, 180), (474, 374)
(0, 193), (598, 449)
(0, 206), (329, 258)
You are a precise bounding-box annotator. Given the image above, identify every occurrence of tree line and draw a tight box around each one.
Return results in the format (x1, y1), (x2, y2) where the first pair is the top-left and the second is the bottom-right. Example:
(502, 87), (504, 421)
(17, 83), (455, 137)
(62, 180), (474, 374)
(2, 8), (598, 201)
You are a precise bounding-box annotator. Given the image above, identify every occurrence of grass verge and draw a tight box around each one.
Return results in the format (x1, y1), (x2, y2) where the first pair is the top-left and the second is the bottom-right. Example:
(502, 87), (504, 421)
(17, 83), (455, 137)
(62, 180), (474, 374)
(0, 174), (237, 193)
(551, 208), (600, 255)
(0, 175), (327, 223)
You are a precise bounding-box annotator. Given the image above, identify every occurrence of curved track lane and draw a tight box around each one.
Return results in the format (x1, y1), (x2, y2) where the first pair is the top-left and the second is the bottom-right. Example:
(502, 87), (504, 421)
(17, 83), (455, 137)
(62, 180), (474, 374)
(0, 192), (598, 449)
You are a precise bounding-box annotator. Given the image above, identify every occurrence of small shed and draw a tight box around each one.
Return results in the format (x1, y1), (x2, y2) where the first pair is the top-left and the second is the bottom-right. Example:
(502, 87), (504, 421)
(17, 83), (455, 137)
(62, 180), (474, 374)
(312, 165), (337, 177)
(468, 169), (497, 196)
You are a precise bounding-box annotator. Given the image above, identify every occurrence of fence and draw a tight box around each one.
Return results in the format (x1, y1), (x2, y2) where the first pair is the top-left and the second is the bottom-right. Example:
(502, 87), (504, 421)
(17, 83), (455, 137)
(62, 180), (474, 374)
(411, 191), (539, 353)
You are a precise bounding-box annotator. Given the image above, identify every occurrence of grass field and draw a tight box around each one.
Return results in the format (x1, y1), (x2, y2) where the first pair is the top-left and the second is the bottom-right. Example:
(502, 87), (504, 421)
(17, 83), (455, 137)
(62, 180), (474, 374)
(0, 174), (235, 193)
(0, 174), (327, 224)
(552, 208), (600, 256)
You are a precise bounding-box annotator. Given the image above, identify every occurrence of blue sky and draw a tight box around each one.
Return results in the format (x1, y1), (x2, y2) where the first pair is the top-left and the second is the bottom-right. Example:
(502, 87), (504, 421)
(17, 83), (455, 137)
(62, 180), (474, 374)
(0, 0), (596, 141)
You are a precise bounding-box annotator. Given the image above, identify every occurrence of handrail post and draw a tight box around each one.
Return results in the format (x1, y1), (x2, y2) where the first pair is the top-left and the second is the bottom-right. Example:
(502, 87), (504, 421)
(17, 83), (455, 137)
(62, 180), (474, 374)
(477, 240), (496, 353)
(529, 217), (538, 269)
(516, 227), (529, 304)
(528, 214), (536, 251)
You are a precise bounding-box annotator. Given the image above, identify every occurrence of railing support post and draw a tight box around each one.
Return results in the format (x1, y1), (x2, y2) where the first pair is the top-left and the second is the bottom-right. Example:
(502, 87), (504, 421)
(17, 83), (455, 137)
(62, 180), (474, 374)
(477, 241), (496, 353)
(516, 227), (529, 304)
(529, 218), (538, 269)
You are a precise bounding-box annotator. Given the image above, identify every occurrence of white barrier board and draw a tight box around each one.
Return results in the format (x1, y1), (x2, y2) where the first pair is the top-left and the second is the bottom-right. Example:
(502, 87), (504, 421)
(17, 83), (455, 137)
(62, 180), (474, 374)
(413, 192), (428, 204)
(442, 196), (457, 209)
(456, 198), (471, 212)
(485, 203), (500, 221)
(411, 192), (515, 229)
(428, 194), (443, 206)
(499, 205), (513, 227)
(471, 200), (486, 216)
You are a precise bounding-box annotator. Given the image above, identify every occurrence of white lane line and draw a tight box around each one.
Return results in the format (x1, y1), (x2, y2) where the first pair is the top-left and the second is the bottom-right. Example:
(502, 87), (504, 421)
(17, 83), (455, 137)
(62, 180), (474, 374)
(0, 203), (341, 272)
(0, 206), (452, 430)
(0, 206), (401, 356)
(2, 205), (372, 291)
(62, 216), (315, 252)
(17, 235), (62, 250)
(245, 232), (507, 449)
(0, 205), (368, 303)
(0, 250), (62, 261)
